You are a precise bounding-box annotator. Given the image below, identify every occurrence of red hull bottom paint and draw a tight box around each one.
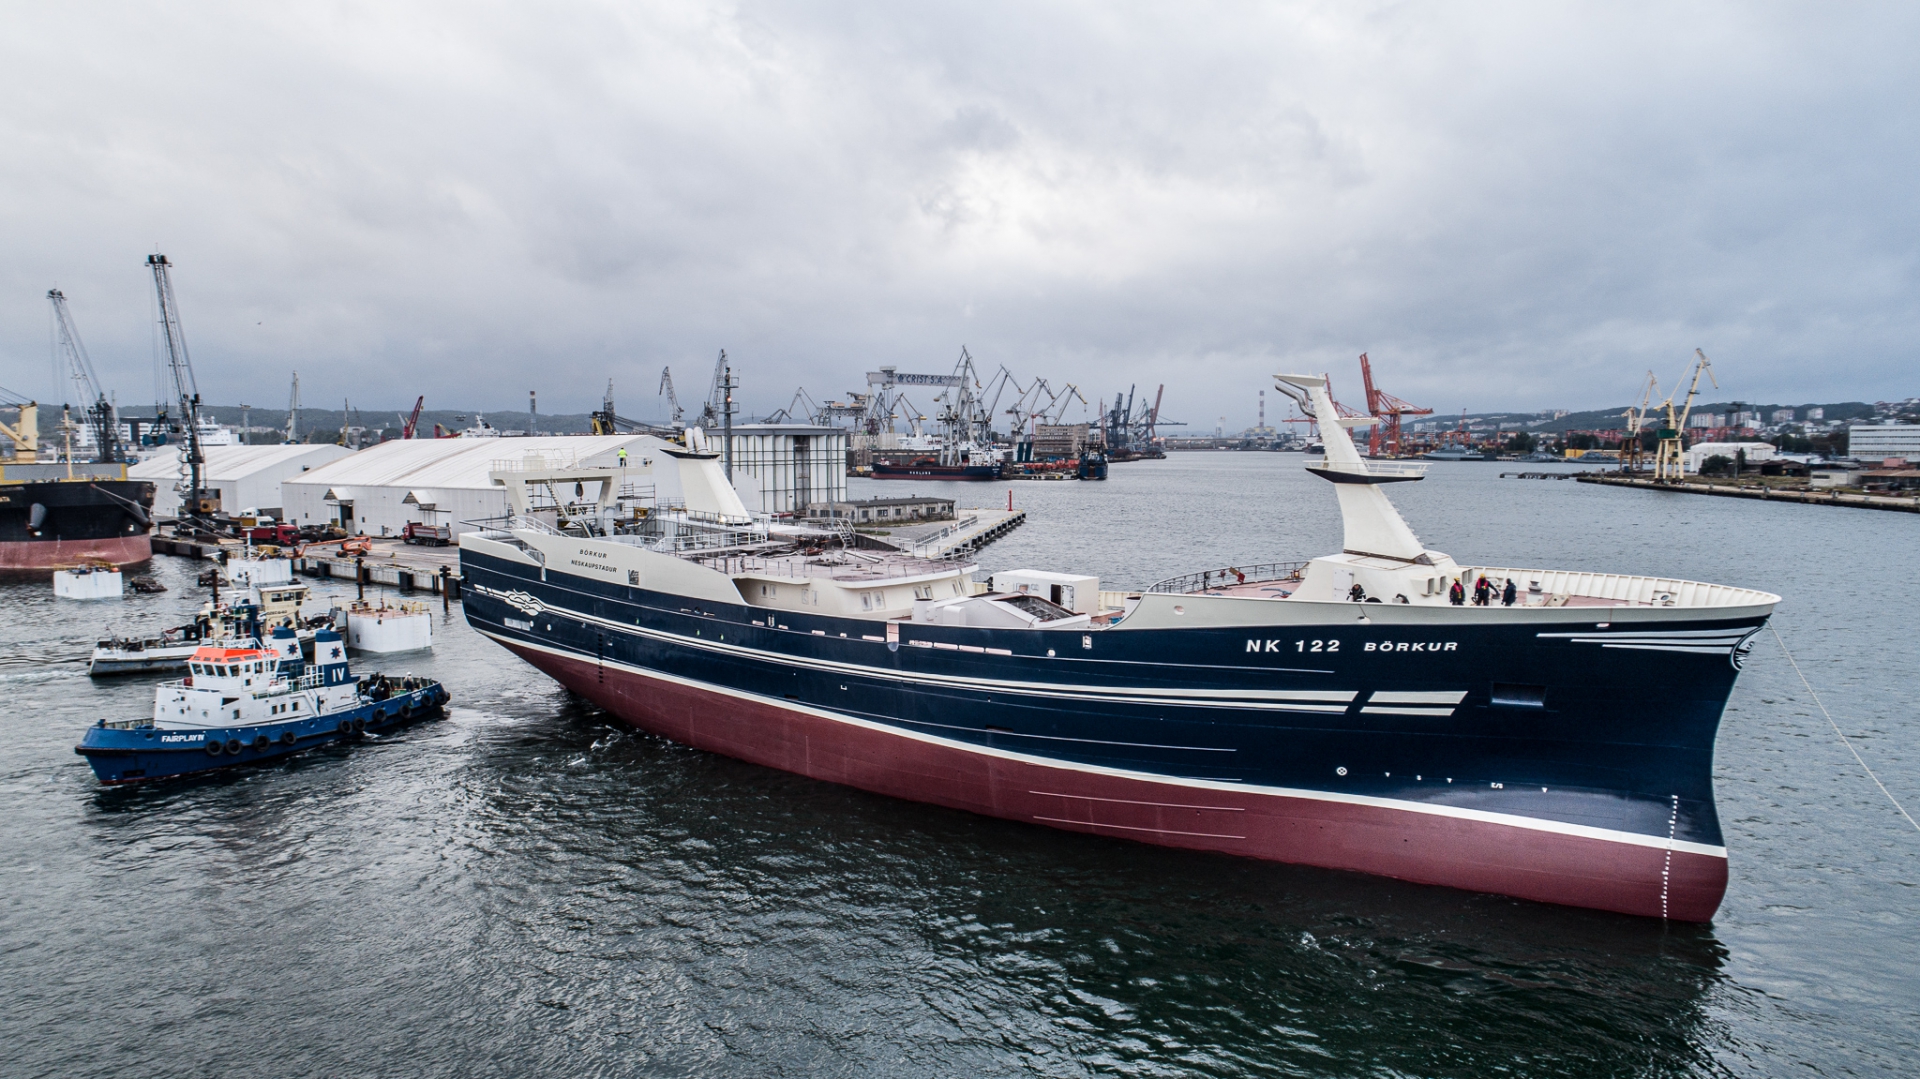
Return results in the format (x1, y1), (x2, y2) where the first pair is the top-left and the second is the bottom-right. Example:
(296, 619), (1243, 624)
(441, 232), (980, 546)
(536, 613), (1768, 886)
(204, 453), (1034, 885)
(0, 534), (151, 574)
(502, 639), (1729, 921)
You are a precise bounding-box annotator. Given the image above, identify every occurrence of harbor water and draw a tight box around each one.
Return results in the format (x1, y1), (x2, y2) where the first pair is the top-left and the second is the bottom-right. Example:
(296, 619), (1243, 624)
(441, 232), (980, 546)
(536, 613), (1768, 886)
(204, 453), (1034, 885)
(2, 455), (1914, 1077)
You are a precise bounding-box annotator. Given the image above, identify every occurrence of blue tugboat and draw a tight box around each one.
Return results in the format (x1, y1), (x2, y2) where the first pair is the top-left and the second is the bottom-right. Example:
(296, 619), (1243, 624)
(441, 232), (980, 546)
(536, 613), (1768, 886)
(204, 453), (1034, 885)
(75, 625), (449, 785)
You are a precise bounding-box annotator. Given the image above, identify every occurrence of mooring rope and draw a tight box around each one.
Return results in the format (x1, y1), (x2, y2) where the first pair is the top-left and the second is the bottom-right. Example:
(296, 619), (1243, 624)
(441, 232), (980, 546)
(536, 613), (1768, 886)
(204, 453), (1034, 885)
(1771, 624), (1920, 834)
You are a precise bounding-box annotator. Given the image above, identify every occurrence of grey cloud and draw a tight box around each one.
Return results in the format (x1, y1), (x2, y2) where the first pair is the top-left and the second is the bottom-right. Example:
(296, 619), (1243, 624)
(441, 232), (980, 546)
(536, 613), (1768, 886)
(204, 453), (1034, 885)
(0, 1), (1913, 429)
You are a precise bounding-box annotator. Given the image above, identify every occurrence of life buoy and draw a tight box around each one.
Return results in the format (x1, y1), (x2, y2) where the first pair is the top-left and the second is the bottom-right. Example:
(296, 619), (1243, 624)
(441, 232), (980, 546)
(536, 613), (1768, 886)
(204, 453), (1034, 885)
(280, 730), (297, 746)
(224, 738), (243, 754)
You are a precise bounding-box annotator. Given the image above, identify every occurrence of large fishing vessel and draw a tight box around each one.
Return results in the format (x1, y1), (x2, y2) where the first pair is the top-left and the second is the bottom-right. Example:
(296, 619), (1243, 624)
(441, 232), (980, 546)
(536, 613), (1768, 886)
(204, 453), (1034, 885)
(458, 376), (1777, 920)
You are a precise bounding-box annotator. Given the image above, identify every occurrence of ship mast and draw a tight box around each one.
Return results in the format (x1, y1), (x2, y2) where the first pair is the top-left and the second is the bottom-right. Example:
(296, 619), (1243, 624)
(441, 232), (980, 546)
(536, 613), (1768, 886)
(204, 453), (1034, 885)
(1273, 373), (1433, 563)
(148, 254), (210, 520)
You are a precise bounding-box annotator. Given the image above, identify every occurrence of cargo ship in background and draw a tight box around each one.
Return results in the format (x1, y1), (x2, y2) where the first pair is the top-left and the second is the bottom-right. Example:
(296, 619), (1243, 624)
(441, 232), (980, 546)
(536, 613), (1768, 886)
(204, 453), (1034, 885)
(457, 375), (1777, 921)
(0, 399), (156, 575)
(869, 452), (1004, 480)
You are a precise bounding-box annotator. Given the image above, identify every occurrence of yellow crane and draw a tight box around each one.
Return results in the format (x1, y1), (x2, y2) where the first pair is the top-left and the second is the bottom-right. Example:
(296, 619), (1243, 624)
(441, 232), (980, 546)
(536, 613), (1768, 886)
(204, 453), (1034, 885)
(1621, 370), (1658, 472)
(1651, 349), (1718, 482)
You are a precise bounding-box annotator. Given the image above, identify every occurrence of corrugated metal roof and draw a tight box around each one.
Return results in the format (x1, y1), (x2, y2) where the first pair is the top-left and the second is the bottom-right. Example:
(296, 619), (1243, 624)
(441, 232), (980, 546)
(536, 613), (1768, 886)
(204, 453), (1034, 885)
(128, 443), (351, 482)
(283, 435), (660, 492)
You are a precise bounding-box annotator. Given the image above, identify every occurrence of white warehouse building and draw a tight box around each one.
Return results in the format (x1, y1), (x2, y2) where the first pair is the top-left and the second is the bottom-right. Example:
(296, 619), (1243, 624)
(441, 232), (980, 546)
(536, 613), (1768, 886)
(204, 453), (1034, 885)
(1683, 441), (1776, 472)
(282, 435), (663, 537)
(130, 443), (353, 519)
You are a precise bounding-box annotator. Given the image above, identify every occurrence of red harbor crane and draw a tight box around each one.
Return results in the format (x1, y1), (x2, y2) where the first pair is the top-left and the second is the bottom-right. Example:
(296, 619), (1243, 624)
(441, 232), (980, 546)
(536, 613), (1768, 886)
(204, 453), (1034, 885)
(399, 396), (425, 439)
(1356, 353), (1433, 457)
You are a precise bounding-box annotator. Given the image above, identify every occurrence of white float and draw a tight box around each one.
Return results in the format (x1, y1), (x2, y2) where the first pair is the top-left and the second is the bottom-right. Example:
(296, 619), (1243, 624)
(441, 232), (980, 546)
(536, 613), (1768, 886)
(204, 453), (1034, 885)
(226, 555), (295, 589)
(337, 599), (433, 653)
(54, 566), (123, 600)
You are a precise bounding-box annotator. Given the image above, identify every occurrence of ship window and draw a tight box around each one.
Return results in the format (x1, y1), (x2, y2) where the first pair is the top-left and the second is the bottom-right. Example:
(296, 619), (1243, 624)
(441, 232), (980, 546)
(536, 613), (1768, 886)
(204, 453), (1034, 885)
(861, 593), (873, 610)
(913, 586), (933, 600)
(1491, 683), (1547, 708)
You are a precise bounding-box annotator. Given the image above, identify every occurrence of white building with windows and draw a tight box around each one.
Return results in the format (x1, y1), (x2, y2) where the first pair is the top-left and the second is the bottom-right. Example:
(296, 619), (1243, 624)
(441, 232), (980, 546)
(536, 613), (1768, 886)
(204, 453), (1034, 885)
(1849, 424), (1920, 463)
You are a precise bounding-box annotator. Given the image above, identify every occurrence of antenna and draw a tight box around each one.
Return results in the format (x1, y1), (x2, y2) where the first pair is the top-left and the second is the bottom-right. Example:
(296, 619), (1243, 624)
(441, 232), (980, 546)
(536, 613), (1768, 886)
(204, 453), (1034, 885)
(285, 371), (300, 443)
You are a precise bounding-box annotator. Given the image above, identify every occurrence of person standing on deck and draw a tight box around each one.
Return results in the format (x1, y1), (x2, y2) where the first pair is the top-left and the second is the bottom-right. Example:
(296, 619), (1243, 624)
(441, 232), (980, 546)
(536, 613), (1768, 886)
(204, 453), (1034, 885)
(1502, 578), (1518, 607)
(1449, 578), (1466, 605)
(1473, 575), (1492, 606)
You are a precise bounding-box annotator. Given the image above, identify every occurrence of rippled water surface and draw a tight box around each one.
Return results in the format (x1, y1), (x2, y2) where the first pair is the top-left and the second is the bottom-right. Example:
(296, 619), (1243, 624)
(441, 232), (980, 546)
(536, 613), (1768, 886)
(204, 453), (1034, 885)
(3, 455), (1915, 1077)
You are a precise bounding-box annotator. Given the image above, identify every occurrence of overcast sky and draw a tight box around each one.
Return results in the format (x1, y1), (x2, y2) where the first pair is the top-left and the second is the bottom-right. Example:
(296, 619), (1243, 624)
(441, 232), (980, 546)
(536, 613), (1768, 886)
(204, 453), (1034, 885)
(3, 2), (1914, 428)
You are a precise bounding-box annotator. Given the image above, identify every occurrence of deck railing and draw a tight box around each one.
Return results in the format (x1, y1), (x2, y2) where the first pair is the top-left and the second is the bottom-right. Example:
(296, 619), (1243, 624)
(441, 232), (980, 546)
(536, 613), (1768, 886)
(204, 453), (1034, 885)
(1147, 561), (1309, 595)
(1311, 460), (1428, 479)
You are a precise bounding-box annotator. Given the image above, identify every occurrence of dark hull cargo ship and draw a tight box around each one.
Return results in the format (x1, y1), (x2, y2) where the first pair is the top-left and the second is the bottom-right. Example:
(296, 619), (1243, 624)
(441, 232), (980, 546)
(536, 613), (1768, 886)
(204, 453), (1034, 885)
(0, 466), (155, 574)
(456, 376), (1777, 920)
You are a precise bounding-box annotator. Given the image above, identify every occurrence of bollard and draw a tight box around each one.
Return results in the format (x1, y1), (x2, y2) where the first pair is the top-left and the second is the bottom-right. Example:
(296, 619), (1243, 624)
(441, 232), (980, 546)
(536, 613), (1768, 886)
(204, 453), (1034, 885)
(440, 565), (450, 611)
(356, 557), (366, 600)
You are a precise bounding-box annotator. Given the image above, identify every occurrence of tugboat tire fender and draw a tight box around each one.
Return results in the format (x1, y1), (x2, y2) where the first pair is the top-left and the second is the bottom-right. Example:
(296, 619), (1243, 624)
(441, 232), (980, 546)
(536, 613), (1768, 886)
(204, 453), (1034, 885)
(352, 718), (365, 734)
(224, 739), (243, 755)
(372, 710), (386, 724)
(337, 719), (353, 735)
(253, 734), (271, 750)
(206, 741), (223, 756)
(280, 730), (297, 746)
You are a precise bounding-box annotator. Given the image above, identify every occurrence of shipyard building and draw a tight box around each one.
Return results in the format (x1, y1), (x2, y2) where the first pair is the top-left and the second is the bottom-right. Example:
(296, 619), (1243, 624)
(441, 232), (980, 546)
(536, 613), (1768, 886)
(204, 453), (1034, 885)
(279, 427), (843, 537)
(130, 443), (353, 519)
(281, 436), (658, 537)
(1848, 424), (1920, 463)
(725, 424), (848, 516)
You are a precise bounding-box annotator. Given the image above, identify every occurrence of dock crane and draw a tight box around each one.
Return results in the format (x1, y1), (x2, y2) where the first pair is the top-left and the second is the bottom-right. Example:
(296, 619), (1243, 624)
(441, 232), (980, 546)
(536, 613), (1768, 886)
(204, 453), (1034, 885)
(589, 378), (680, 437)
(47, 288), (123, 463)
(147, 254), (215, 520)
(698, 351), (732, 431)
(399, 395), (425, 439)
(658, 368), (685, 426)
(1620, 370), (1658, 472)
(1357, 353), (1432, 457)
(1651, 349), (1717, 482)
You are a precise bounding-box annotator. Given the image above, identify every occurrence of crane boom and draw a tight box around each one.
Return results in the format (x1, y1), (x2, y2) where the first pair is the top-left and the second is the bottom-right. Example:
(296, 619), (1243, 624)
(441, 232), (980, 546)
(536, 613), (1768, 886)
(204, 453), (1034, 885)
(147, 254), (211, 517)
(47, 288), (123, 463)
(400, 395), (424, 439)
(1650, 349), (1720, 482)
(659, 367), (684, 425)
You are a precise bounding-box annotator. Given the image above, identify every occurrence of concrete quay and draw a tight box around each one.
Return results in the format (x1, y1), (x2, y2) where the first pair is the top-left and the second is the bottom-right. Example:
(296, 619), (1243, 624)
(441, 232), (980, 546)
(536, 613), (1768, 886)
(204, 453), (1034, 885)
(1577, 474), (1920, 513)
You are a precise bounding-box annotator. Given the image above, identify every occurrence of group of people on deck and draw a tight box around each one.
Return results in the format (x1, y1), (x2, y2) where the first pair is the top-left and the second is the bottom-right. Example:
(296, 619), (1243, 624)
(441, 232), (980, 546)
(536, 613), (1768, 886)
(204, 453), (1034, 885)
(1448, 574), (1518, 607)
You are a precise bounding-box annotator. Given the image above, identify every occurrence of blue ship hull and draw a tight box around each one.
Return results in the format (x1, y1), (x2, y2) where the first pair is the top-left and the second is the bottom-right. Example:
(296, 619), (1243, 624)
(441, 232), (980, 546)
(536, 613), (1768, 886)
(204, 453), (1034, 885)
(76, 682), (449, 785)
(458, 545), (1766, 920)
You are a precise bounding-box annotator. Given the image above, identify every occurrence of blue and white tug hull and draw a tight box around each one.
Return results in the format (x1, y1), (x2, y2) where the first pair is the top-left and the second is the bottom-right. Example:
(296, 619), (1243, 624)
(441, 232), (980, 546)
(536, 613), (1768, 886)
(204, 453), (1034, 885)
(76, 683), (449, 784)
(75, 625), (448, 785)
